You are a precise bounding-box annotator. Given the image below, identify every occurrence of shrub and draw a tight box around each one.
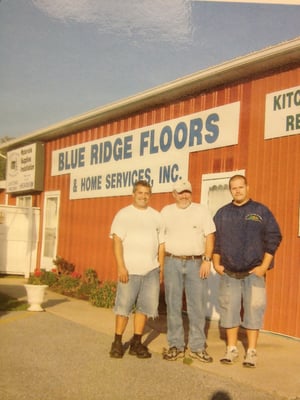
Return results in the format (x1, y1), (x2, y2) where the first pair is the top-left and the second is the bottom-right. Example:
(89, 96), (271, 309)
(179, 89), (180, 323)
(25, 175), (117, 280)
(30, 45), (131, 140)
(39, 260), (117, 309)
(84, 268), (99, 285)
(89, 281), (117, 308)
(52, 274), (81, 295)
(53, 256), (75, 275)
(27, 269), (58, 286)
(50, 256), (80, 295)
(41, 270), (59, 287)
(74, 269), (99, 300)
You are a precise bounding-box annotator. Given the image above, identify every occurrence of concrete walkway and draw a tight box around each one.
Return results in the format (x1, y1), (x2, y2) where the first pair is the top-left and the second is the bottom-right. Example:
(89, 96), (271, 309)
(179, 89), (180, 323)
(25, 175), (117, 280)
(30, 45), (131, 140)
(1, 276), (299, 400)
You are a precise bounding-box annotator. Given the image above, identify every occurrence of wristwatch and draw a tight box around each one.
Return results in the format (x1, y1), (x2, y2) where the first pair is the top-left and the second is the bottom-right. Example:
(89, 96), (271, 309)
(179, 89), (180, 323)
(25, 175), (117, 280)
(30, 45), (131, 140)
(202, 255), (212, 262)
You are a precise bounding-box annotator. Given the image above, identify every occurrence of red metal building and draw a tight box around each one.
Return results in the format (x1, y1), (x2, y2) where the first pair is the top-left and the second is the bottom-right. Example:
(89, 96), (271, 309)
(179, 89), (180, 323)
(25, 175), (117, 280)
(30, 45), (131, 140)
(1, 38), (300, 338)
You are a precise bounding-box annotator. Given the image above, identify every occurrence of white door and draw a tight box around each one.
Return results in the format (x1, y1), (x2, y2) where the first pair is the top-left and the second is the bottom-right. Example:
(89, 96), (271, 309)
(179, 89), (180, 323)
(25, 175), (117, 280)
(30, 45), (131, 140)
(40, 191), (60, 270)
(0, 205), (40, 277)
(201, 170), (245, 321)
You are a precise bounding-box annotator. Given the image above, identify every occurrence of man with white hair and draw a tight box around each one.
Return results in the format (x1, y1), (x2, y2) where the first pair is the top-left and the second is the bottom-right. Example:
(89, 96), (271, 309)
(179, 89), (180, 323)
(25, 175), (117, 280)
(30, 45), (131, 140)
(161, 179), (215, 362)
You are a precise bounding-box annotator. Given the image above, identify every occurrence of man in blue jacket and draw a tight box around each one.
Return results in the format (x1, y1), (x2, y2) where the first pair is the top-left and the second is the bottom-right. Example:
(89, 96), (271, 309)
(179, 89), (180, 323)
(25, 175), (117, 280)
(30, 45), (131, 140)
(213, 175), (282, 368)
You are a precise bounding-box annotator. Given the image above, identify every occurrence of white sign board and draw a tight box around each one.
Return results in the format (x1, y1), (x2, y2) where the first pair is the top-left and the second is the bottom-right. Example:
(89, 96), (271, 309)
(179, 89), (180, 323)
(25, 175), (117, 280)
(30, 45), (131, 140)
(265, 85), (300, 139)
(51, 102), (241, 198)
(6, 143), (44, 193)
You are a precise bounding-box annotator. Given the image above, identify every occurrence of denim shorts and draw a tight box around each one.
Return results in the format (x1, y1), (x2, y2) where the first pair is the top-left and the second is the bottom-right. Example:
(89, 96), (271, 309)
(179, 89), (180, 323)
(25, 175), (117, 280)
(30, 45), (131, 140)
(218, 273), (266, 329)
(114, 267), (160, 319)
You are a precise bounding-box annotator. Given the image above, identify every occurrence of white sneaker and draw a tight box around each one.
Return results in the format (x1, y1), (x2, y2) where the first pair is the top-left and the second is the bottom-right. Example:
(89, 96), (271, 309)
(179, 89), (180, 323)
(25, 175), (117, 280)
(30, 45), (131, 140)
(220, 347), (239, 365)
(243, 349), (257, 368)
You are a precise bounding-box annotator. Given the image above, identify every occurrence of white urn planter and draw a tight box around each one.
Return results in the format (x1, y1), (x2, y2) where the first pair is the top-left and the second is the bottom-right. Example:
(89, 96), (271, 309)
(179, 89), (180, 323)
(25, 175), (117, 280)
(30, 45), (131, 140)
(24, 284), (48, 312)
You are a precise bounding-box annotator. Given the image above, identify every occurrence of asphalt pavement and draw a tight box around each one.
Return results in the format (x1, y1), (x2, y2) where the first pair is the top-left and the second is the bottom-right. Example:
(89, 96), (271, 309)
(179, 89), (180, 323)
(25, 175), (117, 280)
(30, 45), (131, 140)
(0, 276), (299, 400)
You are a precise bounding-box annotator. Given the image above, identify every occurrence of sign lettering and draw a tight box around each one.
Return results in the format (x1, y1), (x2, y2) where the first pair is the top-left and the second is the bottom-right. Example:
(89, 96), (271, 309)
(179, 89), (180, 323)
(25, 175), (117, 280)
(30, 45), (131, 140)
(51, 102), (240, 198)
(265, 85), (300, 139)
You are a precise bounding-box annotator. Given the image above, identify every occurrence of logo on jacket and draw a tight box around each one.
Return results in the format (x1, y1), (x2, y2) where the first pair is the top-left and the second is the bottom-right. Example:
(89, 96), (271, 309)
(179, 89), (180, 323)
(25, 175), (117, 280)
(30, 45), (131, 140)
(245, 213), (262, 222)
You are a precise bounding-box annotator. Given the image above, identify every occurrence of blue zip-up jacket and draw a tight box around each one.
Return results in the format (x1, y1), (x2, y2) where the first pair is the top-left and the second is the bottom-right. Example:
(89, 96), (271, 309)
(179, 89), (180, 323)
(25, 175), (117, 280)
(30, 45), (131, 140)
(213, 199), (282, 272)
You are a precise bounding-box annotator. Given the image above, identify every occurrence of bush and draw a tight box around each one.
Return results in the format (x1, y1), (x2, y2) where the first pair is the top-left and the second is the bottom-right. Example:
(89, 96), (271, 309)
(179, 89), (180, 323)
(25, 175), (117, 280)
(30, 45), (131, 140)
(27, 269), (58, 286)
(74, 269), (99, 300)
(41, 270), (58, 287)
(89, 281), (117, 308)
(40, 260), (117, 309)
(84, 268), (99, 285)
(53, 256), (75, 275)
(75, 281), (97, 299)
(52, 274), (81, 295)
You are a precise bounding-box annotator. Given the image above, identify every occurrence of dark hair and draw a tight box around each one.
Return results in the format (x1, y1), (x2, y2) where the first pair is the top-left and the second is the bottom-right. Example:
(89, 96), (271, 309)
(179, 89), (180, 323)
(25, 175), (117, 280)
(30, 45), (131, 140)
(133, 180), (152, 193)
(229, 174), (247, 188)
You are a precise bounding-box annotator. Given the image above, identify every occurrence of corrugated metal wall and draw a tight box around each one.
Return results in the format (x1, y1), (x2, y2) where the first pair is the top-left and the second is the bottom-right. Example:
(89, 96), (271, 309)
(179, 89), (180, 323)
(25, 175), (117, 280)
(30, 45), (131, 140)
(40, 65), (299, 337)
(246, 67), (300, 338)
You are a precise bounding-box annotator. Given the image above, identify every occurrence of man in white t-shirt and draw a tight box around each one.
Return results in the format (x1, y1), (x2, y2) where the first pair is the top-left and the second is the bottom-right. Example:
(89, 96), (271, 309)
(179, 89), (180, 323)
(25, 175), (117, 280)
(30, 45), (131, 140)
(109, 180), (165, 359)
(161, 180), (215, 362)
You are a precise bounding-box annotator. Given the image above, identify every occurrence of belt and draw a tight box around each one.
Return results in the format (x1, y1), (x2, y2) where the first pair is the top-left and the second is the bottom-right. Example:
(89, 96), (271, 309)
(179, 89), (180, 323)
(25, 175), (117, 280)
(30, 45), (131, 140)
(165, 252), (202, 260)
(224, 269), (250, 279)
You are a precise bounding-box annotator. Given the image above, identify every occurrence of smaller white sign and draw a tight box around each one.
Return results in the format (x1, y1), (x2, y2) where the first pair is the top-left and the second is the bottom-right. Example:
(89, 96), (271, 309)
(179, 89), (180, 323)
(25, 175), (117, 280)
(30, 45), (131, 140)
(6, 143), (44, 193)
(265, 85), (300, 139)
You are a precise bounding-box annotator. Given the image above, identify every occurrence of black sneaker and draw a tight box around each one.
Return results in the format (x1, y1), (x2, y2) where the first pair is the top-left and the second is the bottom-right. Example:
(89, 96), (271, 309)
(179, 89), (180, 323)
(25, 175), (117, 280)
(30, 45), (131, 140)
(109, 341), (124, 358)
(129, 341), (151, 358)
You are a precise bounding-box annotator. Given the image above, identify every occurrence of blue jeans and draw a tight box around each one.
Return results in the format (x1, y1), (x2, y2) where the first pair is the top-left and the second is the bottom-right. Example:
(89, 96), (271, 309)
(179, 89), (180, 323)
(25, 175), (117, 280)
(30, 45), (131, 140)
(114, 268), (160, 318)
(164, 256), (208, 352)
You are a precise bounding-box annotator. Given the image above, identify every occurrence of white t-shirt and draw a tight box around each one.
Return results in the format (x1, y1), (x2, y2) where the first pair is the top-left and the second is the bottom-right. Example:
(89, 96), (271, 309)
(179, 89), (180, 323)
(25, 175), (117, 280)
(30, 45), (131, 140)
(110, 205), (165, 275)
(161, 202), (215, 256)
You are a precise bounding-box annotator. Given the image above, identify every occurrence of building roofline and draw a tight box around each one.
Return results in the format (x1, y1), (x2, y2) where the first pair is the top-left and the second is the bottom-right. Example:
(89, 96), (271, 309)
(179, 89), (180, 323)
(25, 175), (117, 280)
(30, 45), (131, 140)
(1, 36), (300, 152)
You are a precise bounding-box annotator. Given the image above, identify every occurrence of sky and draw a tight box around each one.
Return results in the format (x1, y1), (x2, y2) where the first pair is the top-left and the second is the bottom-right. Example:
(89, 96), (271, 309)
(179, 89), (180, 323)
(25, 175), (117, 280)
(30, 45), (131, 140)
(0, 0), (300, 140)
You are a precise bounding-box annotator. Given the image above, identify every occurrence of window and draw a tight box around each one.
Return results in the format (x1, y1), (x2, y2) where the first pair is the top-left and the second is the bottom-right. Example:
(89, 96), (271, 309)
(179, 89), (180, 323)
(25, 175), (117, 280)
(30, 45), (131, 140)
(201, 170), (245, 216)
(17, 196), (32, 207)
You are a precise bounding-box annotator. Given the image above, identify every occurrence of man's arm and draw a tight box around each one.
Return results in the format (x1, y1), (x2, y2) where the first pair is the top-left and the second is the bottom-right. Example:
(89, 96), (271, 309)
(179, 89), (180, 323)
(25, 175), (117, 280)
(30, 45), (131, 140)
(250, 252), (273, 277)
(199, 233), (215, 279)
(112, 234), (129, 283)
(212, 253), (225, 275)
(158, 242), (165, 284)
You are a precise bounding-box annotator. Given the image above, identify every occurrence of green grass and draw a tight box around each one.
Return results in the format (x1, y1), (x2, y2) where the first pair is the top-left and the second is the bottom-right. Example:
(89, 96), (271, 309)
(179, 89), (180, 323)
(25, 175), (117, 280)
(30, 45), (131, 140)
(183, 357), (193, 365)
(0, 292), (28, 311)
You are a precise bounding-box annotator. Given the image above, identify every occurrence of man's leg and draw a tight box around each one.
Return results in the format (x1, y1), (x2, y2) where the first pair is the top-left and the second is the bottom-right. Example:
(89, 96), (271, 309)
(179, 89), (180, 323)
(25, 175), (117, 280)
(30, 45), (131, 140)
(164, 257), (185, 350)
(242, 275), (266, 368)
(110, 315), (128, 358)
(110, 279), (135, 359)
(246, 328), (259, 349)
(129, 269), (159, 359)
(129, 312), (150, 357)
(115, 314), (129, 335)
(128, 312), (151, 358)
(133, 312), (147, 335)
(243, 328), (259, 368)
(218, 275), (242, 365)
(226, 326), (239, 347)
(185, 260), (213, 363)
(220, 326), (240, 364)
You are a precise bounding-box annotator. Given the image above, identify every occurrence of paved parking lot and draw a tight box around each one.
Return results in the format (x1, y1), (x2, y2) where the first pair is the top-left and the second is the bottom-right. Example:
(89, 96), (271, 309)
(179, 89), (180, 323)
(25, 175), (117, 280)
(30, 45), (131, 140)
(1, 277), (299, 400)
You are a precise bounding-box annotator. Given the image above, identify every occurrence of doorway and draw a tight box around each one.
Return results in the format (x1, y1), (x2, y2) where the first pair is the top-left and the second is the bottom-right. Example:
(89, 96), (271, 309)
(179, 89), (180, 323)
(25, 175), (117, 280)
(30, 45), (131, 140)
(40, 191), (60, 270)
